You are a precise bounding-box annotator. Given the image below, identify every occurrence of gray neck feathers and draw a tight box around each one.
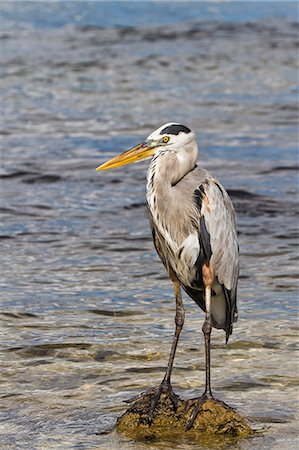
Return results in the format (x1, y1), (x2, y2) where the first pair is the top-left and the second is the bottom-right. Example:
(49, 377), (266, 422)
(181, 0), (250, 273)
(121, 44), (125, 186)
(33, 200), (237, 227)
(146, 141), (199, 241)
(147, 140), (198, 188)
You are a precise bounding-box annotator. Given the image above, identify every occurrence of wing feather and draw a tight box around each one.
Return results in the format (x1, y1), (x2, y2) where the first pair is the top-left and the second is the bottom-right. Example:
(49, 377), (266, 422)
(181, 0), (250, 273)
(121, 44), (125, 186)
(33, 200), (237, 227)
(199, 179), (239, 338)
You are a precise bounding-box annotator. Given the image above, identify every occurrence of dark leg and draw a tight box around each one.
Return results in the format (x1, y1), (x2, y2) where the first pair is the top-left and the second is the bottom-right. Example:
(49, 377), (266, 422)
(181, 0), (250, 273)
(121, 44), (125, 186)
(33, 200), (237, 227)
(185, 285), (212, 429)
(163, 280), (185, 385)
(148, 280), (184, 421)
(202, 285), (213, 399)
(185, 278), (233, 430)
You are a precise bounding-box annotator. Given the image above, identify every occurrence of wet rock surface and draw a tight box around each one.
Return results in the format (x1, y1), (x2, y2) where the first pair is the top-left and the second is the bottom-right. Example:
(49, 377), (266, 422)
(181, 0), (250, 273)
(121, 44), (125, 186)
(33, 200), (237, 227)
(117, 391), (253, 445)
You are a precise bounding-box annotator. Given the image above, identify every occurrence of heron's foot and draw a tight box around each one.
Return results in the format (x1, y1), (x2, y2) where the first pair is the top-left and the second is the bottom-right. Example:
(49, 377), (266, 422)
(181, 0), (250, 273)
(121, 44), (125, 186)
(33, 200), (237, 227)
(148, 380), (179, 423)
(125, 381), (179, 424)
(183, 392), (235, 430)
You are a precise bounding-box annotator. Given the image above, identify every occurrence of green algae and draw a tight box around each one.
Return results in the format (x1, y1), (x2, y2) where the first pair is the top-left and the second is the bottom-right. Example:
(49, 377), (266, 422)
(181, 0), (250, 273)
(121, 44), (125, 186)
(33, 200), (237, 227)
(116, 391), (253, 447)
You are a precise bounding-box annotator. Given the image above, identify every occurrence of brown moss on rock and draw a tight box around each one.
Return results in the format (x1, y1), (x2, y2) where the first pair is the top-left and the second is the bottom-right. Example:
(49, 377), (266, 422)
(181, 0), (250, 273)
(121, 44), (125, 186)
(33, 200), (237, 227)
(116, 391), (253, 446)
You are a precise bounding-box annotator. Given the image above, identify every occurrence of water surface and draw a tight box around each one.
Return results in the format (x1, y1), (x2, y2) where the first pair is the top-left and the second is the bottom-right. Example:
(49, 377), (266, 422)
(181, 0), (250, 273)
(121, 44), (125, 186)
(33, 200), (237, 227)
(0, 2), (298, 449)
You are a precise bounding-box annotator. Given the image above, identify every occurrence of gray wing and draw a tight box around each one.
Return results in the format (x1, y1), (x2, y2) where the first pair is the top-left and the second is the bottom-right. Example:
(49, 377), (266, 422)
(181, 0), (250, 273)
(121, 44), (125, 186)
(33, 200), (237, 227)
(198, 178), (239, 340)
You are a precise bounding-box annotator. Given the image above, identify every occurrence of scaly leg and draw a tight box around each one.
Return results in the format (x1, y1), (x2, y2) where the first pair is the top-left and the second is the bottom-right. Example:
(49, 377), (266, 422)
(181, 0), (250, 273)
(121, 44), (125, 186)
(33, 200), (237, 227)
(185, 285), (213, 428)
(147, 279), (184, 421)
(185, 266), (233, 429)
(185, 264), (214, 428)
(203, 284), (213, 399)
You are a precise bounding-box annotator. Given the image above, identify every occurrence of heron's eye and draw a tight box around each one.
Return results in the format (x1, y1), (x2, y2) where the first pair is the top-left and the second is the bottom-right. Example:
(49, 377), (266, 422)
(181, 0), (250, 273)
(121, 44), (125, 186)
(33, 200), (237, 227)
(162, 136), (170, 143)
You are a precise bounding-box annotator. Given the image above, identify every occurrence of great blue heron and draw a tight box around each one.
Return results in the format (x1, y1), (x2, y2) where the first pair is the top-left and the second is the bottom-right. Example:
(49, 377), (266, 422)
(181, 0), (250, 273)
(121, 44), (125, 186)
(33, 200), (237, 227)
(97, 123), (239, 428)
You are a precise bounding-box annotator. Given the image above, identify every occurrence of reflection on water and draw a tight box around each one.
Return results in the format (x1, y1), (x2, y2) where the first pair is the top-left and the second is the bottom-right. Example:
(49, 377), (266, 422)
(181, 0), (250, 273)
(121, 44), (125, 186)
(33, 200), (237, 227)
(0, 2), (298, 449)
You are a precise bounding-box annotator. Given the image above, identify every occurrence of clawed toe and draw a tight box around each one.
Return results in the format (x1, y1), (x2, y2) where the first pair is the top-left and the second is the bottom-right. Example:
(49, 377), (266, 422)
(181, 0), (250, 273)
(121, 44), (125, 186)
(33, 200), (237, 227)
(124, 387), (158, 404)
(185, 396), (207, 430)
(182, 392), (234, 430)
(213, 398), (235, 411)
(124, 382), (179, 424)
(177, 397), (196, 419)
(148, 381), (179, 422)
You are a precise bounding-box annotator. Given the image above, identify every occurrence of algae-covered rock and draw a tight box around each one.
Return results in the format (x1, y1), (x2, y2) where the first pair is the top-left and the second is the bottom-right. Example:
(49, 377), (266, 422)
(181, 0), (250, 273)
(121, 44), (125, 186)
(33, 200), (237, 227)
(117, 391), (252, 445)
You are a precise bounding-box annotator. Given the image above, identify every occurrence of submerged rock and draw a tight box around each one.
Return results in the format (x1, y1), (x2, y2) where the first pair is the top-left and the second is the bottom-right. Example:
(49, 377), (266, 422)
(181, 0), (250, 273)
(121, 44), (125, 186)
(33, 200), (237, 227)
(116, 391), (252, 445)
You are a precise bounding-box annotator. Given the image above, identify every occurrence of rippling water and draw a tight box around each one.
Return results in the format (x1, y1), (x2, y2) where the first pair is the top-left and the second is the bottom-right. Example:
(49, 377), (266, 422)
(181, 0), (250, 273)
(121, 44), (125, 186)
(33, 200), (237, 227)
(0, 2), (298, 449)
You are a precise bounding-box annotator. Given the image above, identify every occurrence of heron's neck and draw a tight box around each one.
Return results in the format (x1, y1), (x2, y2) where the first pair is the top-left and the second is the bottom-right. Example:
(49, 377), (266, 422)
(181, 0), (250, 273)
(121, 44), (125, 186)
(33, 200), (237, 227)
(146, 142), (198, 215)
(147, 141), (198, 188)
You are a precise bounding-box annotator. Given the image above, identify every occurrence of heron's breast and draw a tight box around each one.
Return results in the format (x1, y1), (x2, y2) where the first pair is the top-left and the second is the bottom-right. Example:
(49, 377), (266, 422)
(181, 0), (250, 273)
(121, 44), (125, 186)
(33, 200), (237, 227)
(150, 205), (200, 285)
(146, 169), (201, 285)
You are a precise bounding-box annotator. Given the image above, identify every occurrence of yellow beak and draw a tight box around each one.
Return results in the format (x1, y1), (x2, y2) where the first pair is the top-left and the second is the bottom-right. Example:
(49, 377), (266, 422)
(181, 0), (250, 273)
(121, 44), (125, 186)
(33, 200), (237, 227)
(96, 142), (156, 171)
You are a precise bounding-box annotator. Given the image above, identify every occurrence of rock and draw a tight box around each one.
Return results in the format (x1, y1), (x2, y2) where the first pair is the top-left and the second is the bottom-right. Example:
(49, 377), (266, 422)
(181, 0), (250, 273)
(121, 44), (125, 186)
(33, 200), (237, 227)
(116, 391), (253, 445)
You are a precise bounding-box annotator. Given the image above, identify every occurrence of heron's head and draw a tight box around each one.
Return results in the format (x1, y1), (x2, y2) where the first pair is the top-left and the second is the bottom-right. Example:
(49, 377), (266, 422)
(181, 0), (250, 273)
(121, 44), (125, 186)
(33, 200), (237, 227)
(96, 123), (197, 171)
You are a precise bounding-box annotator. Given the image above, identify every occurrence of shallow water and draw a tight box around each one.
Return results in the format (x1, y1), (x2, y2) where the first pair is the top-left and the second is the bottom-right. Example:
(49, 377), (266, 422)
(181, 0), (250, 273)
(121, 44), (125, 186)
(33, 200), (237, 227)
(0, 2), (298, 449)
